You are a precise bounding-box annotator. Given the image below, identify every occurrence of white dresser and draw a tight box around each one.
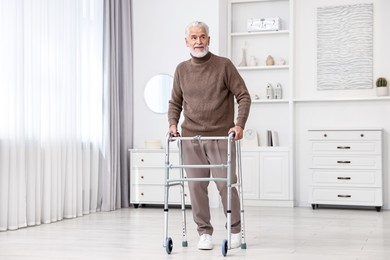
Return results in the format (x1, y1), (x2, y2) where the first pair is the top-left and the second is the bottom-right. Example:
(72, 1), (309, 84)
(130, 147), (293, 208)
(130, 149), (191, 207)
(308, 128), (383, 211)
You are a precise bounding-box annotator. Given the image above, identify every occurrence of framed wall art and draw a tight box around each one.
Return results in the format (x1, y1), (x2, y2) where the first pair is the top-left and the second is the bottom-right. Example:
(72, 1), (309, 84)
(317, 4), (373, 90)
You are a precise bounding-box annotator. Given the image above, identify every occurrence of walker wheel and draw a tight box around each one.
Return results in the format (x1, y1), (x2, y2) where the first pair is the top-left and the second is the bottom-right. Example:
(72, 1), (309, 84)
(221, 239), (228, 257)
(165, 237), (173, 254)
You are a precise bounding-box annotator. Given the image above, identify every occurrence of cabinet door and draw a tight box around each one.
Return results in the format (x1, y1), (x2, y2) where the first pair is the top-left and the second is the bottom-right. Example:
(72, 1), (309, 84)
(259, 151), (289, 200)
(241, 151), (260, 200)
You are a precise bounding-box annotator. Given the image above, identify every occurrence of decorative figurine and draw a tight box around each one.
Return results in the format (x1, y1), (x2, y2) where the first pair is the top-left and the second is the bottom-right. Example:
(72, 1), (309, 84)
(249, 56), (257, 66)
(266, 55), (274, 66)
(276, 57), (286, 65)
(274, 83), (282, 99)
(266, 83), (274, 99)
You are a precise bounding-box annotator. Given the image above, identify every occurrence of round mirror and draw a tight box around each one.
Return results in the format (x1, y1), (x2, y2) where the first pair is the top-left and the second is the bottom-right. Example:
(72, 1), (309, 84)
(144, 74), (173, 114)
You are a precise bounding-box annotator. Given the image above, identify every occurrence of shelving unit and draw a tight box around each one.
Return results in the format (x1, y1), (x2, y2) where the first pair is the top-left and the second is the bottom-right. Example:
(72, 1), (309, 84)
(228, 0), (294, 206)
(228, 0), (293, 146)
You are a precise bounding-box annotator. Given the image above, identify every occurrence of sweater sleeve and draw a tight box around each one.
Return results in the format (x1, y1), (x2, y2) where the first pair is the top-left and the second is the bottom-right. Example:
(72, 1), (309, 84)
(168, 69), (183, 127)
(226, 60), (251, 129)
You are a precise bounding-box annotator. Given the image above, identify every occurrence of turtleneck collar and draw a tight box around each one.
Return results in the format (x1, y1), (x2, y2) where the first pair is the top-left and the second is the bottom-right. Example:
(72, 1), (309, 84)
(190, 51), (212, 64)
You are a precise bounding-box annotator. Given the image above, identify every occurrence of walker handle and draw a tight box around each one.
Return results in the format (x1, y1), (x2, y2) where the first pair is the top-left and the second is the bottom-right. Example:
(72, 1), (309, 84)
(228, 131), (236, 141)
(170, 132), (181, 137)
(166, 131), (180, 142)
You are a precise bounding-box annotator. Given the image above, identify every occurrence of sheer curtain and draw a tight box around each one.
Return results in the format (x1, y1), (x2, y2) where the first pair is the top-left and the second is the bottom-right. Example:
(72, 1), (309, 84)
(0, 0), (108, 231)
(102, 0), (133, 210)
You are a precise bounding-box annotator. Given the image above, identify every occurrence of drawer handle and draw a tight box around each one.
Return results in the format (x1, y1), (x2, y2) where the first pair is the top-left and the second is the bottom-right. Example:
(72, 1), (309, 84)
(337, 195), (351, 198)
(337, 146), (351, 149)
(141, 159), (144, 162)
(337, 177), (351, 180)
(141, 193), (144, 196)
(360, 134), (364, 137)
(323, 134), (327, 137)
(337, 160), (351, 164)
(141, 176), (144, 179)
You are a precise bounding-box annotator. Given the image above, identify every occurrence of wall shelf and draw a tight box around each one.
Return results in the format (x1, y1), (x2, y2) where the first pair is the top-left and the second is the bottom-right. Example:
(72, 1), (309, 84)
(252, 99), (289, 104)
(293, 96), (390, 103)
(231, 30), (289, 37)
(237, 65), (289, 71)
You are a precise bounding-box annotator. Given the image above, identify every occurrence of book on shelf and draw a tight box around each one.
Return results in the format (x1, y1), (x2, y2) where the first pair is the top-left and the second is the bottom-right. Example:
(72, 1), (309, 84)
(266, 130), (279, 147)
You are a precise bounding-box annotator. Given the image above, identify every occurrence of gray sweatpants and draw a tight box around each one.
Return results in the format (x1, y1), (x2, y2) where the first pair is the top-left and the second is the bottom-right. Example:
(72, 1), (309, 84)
(181, 139), (241, 236)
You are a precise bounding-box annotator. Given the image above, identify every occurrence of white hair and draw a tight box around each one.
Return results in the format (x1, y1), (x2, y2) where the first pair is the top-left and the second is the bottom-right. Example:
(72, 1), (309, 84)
(185, 21), (209, 37)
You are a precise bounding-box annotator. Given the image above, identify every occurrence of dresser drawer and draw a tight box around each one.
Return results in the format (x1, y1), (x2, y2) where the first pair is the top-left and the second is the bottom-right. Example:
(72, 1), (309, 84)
(131, 151), (179, 168)
(131, 184), (190, 204)
(311, 169), (381, 187)
(311, 141), (381, 154)
(308, 130), (381, 141)
(309, 187), (382, 206)
(311, 155), (381, 169)
(132, 168), (183, 185)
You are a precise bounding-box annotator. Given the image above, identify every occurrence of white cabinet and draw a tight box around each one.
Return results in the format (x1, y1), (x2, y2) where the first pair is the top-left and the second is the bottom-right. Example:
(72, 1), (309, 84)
(241, 147), (292, 207)
(259, 150), (289, 200)
(308, 129), (383, 211)
(240, 151), (260, 200)
(130, 148), (293, 208)
(130, 149), (191, 207)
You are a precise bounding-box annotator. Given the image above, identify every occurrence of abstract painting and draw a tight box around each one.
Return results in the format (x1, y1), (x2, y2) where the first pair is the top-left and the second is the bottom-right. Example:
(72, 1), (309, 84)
(317, 4), (373, 90)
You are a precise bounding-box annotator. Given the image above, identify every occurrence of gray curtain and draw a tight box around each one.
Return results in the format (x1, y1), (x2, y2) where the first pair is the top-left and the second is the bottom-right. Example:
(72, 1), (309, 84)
(102, 0), (133, 210)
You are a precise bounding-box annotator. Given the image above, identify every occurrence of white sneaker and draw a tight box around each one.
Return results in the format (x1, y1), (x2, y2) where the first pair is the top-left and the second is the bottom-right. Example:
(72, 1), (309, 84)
(198, 234), (213, 250)
(231, 233), (242, 249)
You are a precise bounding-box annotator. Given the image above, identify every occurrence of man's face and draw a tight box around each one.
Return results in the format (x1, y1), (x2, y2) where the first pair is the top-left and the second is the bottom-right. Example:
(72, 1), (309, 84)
(185, 26), (210, 58)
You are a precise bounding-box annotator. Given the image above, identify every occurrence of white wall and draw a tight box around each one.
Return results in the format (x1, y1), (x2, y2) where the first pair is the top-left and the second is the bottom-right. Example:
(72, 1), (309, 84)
(294, 0), (390, 209)
(132, 0), (225, 149)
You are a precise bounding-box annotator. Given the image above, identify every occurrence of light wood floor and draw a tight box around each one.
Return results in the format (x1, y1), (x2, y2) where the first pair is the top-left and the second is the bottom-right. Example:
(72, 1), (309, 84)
(0, 205), (389, 260)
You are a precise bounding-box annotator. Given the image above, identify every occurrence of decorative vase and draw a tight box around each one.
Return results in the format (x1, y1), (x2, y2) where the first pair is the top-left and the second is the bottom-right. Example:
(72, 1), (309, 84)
(274, 83), (282, 99)
(249, 56), (257, 66)
(266, 83), (274, 99)
(376, 87), (388, 96)
(276, 57), (286, 65)
(238, 48), (247, 67)
(265, 55), (274, 66)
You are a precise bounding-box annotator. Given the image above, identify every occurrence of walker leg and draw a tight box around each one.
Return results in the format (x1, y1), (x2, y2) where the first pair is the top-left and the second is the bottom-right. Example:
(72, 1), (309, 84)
(180, 179), (188, 247)
(223, 138), (233, 256)
(236, 141), (247, 249)
(178, 139), (188, 247)
(163, 137), (173, 253)
(163, 184), (170, 251)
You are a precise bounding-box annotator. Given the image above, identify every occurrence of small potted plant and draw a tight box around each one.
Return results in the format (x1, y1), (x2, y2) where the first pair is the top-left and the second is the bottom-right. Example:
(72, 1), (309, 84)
(376, 77), (388, 96)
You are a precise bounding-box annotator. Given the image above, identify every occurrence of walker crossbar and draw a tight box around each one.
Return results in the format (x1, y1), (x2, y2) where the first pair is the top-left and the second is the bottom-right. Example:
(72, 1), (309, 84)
(168, 164), (228, 169)
(166, 177), (229, 183)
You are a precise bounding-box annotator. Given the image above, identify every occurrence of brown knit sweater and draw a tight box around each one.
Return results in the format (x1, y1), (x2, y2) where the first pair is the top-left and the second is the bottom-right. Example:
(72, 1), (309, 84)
(168, 52), (251, 137)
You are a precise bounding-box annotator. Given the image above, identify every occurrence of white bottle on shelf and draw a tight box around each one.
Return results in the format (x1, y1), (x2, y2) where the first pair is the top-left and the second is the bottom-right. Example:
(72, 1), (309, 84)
(266, 83), (274, 99)
(274, 83), (282, 99)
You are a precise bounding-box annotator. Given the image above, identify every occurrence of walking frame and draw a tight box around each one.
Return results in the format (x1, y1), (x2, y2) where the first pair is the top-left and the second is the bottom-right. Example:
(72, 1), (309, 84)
(163, 132), (247, 257)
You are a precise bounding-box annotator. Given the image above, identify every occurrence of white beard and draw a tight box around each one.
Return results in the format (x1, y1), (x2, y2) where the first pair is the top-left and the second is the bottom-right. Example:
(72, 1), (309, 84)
(190, 46), (209, 58)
